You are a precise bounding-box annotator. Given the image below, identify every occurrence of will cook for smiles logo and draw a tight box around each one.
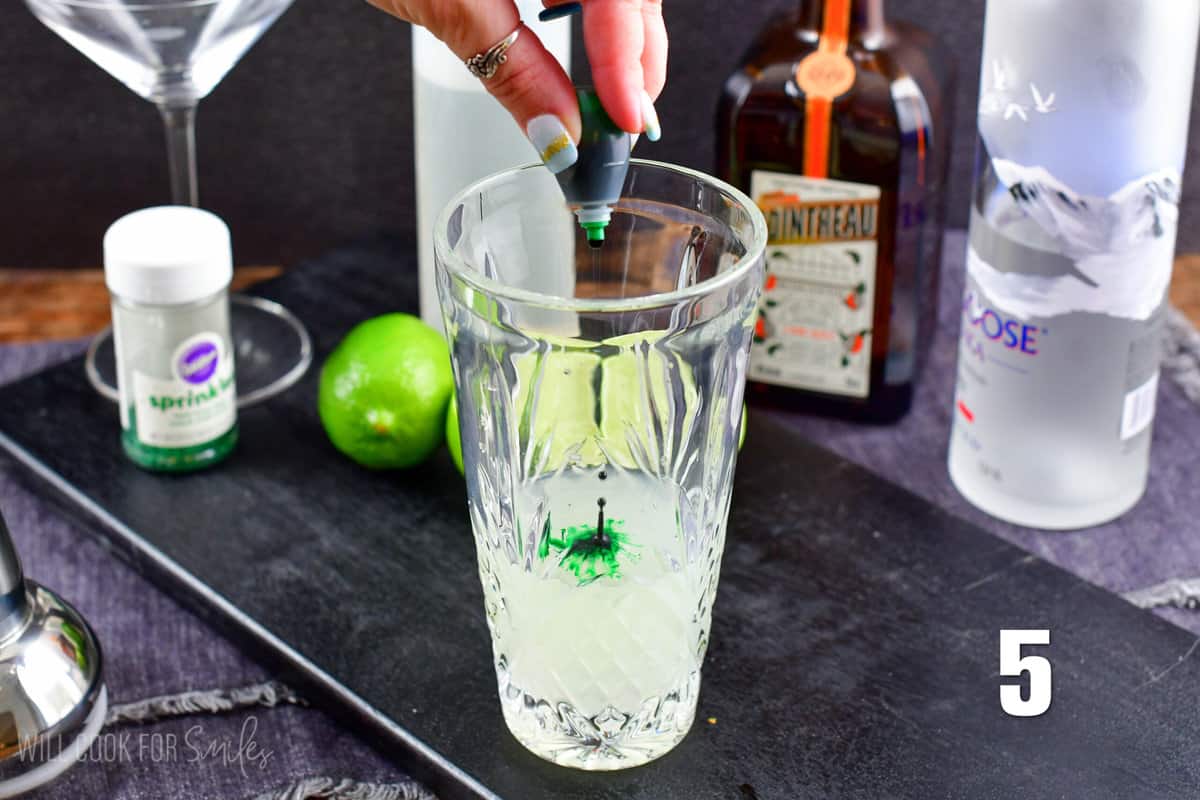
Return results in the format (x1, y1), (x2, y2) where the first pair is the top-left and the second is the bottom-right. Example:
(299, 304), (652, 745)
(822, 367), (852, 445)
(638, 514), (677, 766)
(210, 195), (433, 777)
(20, 716), (275, 779)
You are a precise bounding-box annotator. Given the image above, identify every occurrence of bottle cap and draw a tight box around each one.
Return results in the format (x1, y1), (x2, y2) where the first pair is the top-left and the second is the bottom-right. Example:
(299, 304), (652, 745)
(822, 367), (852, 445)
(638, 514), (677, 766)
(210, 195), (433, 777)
(104, 206), (233, 306)
(562, 89), (630, 243)
(575, 206), (613, 243)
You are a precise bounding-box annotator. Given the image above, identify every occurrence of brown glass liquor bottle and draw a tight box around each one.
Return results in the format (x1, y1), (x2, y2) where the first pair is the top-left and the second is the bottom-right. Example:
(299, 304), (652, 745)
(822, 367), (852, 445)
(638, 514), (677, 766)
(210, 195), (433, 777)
(718, 0), (954, 422)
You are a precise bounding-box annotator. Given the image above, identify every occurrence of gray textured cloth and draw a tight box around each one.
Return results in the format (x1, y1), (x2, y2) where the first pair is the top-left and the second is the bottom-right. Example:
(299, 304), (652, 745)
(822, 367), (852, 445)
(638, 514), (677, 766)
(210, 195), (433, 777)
(1165, 306), (1200, 406)
(0, 231), (1197, 798)
(248, 778), (435, 800)
(105, 681), (306, 727)
(0, 345), (419, 797)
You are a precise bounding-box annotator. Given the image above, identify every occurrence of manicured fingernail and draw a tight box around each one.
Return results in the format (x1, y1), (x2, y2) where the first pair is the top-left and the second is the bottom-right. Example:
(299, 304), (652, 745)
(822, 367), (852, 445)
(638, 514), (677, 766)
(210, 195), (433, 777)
(527, 115), (578, 174)
(538, 2), (582, 22)
(641, 91), (661, 142)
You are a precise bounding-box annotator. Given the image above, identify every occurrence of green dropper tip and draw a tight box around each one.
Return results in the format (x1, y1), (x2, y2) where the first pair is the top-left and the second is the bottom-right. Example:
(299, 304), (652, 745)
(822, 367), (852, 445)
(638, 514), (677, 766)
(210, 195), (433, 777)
(582, 221), (607, 243)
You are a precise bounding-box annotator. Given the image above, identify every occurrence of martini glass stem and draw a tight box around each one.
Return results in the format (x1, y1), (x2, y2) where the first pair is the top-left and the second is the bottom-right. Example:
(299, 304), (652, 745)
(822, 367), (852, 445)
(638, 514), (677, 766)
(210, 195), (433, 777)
(159, 103), (199, 207)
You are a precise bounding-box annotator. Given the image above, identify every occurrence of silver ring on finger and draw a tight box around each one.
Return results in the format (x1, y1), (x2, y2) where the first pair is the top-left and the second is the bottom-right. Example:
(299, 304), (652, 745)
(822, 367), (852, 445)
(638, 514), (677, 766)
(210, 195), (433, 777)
(465, 25), (521, 80)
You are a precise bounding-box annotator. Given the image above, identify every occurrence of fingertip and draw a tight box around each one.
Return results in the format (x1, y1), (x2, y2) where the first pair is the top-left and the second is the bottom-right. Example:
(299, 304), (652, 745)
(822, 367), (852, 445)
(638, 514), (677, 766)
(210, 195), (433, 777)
(556, 86), (582, 143)
(563, 100), (583, 144)
(640, 0), (668, 98)
(526, 114), (579, 173)
(591, 74), (644, 134)
(582, 0), (647, 134)
(640, 90), (661, 142)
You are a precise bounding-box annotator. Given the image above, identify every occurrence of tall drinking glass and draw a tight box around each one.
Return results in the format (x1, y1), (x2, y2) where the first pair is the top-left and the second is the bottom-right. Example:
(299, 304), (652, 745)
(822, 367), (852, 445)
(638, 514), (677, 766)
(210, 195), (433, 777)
(435, 160), (766, 770)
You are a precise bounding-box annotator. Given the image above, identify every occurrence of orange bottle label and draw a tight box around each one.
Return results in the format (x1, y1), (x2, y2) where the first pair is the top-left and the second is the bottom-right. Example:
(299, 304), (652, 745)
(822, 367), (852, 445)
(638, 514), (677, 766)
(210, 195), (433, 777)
(798, 0), (856, 178)
(748, 171), (880, 399)
(796, 51), (857, 99)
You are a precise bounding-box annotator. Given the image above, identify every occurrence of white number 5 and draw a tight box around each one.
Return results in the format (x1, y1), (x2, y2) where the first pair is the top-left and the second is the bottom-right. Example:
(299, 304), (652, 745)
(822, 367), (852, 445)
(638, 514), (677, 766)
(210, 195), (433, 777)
(999, 629), (1052, 717)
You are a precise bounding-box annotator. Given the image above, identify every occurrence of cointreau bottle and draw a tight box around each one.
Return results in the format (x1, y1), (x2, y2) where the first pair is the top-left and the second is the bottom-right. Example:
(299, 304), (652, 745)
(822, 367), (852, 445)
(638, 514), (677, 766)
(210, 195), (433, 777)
(718, 0), (954, 422)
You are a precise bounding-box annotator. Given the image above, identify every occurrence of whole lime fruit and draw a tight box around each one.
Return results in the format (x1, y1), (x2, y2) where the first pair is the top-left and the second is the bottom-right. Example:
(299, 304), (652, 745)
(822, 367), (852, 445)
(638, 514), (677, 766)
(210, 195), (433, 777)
(318, 313), (453, 469)
(740, 403), (748, 450)
(446, 392), (464, 474)
(443, 340), (748, 479)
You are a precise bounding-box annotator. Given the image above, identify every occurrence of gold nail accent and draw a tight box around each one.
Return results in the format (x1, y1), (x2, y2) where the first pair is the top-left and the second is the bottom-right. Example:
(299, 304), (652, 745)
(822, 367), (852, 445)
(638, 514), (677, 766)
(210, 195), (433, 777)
(541, 134), (572, 162)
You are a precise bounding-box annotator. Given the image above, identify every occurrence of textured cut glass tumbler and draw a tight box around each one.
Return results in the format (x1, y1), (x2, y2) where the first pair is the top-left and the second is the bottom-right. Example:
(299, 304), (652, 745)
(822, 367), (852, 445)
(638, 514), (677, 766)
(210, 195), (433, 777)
(435, 160), (766, 770)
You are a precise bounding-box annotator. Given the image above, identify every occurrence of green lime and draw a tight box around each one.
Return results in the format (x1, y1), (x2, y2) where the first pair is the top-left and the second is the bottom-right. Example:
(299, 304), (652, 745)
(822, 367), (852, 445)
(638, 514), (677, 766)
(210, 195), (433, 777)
(318, 313), (453, 469)
(515, 350), (604, 470)
(599, 342), (699, 470)
(448, 334), (749, 478)
(447, 391), (464, 474)
(445, 351), (602, 479)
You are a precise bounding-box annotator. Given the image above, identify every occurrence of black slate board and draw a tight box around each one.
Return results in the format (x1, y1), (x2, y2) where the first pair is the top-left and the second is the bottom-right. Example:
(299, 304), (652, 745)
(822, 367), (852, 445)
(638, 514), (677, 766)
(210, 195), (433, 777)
(2, 239), (1199, 799)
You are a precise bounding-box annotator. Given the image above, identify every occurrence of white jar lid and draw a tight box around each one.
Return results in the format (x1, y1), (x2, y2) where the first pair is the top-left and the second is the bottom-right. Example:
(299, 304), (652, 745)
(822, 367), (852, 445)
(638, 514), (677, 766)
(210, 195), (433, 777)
(104, 206), (233, 306)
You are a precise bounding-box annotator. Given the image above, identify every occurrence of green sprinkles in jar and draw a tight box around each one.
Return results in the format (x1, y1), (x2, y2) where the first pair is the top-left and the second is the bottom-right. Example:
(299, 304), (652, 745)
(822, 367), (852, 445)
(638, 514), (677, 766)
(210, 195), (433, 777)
(104, 206), (239, 472)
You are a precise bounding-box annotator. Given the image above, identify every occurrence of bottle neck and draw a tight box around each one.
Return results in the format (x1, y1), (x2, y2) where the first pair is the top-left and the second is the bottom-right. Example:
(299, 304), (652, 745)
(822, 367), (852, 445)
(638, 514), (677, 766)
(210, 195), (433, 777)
(798, 0), (886, 40)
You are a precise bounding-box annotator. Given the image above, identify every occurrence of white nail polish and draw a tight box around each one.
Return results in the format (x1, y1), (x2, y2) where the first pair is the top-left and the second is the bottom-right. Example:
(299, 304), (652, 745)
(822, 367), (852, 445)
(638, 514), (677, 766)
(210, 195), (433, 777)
(526, 115), (578, 174)
(641, 91), (662, 142)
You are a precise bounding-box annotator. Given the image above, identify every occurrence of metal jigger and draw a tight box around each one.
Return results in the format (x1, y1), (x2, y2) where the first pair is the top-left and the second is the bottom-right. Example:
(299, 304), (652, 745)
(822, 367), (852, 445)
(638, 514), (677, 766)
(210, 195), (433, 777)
(0, 510), (106, 798)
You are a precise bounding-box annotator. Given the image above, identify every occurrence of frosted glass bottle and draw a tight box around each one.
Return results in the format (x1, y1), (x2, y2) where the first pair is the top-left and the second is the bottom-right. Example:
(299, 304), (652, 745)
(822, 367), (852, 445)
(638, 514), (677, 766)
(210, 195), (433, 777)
(413, 3), (571, 332)
(948, 1), (1200, 529)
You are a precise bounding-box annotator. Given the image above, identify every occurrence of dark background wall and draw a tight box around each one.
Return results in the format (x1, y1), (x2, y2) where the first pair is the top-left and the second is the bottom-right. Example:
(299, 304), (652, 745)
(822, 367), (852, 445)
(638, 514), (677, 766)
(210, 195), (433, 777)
(3, 0), (1199, 268)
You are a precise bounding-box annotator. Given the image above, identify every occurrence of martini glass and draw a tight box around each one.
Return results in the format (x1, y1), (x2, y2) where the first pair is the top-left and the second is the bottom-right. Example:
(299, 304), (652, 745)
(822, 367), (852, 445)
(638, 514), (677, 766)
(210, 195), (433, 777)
(26, 0), (295, 206)
(28, 0), (313, 406)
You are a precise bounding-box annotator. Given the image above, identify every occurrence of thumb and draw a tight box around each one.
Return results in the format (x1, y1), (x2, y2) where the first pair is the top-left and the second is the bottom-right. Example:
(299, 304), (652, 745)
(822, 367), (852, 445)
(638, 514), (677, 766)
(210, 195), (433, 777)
(423, 2), (581, 173)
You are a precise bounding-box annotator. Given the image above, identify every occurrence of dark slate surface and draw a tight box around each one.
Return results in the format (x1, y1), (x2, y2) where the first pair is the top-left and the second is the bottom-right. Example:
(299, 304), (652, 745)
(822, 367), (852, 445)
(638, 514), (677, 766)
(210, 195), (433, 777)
(2, 240), (1200, 798)
(780, 236), (1200, 637)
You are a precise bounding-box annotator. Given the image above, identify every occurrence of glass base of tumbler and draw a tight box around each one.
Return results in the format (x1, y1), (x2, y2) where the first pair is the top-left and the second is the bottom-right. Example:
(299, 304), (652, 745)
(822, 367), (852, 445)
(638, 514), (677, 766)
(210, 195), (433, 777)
(496, 661), (700, 770)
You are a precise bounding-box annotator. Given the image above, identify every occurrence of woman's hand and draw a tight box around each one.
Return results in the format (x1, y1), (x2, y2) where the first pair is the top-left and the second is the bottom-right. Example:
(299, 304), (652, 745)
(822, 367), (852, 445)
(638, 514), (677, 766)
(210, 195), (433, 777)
(366, 0), (665, 172)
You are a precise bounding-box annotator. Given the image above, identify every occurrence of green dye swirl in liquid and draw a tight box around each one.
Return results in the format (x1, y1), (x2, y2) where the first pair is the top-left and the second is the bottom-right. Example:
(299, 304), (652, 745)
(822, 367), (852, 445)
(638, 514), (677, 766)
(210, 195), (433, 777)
(538, 496), (638, 585)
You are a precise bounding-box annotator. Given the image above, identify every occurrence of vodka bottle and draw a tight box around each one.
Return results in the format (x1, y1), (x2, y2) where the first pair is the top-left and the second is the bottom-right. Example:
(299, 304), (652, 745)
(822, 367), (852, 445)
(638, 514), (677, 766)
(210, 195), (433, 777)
(412, 2), (571, 332)
(948, 0), (1200, 529)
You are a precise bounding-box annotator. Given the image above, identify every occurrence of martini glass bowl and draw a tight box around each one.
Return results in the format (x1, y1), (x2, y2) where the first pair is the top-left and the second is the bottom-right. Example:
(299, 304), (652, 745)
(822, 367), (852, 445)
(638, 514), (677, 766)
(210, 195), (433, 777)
(25, 0), (296, 205)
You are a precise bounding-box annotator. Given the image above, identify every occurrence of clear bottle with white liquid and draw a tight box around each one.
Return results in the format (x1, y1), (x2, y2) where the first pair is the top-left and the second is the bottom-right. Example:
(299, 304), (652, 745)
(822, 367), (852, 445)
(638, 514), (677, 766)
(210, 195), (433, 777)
(412, 2), (571, 331)
(948, 1), (1200, 529)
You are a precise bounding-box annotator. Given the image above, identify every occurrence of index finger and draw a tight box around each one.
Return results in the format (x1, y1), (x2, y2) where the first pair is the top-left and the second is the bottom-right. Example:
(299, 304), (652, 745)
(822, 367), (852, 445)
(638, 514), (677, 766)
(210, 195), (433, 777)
(582, 0), (648, 133)
(640, 0), (667, 98)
